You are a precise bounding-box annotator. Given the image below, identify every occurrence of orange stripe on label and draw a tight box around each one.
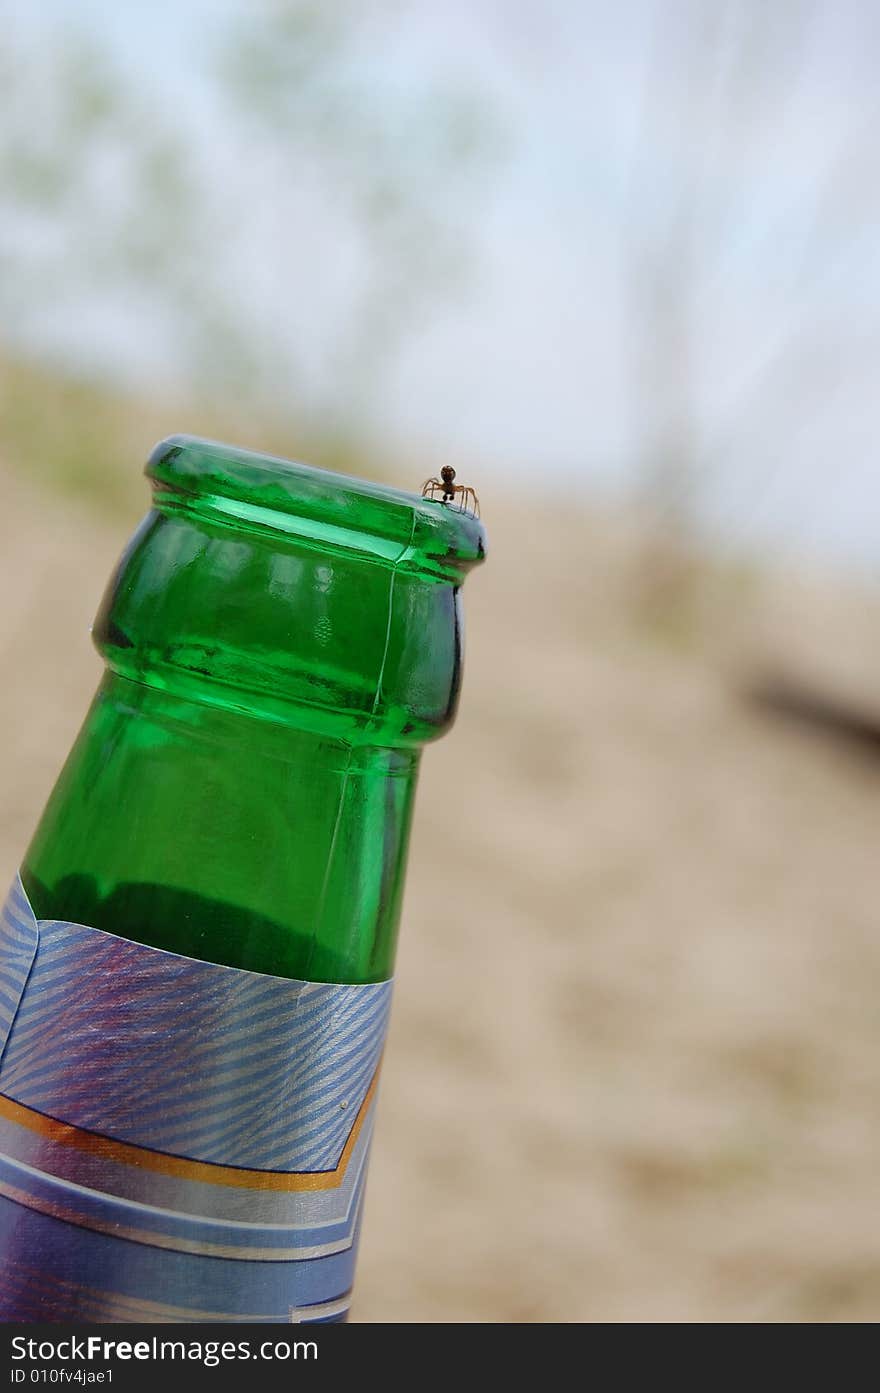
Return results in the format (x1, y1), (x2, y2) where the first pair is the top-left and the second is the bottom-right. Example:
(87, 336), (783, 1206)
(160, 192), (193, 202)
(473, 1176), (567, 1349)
(0, 1071), (379, 1194)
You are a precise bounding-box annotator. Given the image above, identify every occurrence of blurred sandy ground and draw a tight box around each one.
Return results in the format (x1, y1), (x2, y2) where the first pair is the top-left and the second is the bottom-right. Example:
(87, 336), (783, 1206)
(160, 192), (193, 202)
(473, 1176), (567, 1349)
(4, 458), (880, 1323)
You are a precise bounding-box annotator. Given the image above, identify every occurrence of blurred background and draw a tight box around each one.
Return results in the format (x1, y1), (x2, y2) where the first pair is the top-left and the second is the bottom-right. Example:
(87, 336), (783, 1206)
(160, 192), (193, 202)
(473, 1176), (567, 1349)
(3, 0), (880, 1322)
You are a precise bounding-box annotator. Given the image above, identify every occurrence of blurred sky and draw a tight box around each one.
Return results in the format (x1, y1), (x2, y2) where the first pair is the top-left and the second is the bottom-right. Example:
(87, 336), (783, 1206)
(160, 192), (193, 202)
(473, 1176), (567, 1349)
(5, 0), (880, 570)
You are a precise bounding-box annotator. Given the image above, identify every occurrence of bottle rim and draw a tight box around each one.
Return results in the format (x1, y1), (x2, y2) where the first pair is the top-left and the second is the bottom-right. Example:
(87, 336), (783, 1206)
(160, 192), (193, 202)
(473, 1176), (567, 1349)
(147, 435), (486, 578)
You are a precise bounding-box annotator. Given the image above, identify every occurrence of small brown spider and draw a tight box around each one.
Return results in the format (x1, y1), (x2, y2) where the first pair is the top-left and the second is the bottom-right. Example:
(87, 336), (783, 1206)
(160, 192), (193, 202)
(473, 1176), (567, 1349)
(421, 465), (480, 519)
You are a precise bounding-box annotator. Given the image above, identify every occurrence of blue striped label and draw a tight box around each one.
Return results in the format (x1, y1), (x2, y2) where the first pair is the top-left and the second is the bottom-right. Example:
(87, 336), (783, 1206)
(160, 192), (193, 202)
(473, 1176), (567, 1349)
(0, 877), (392, 1322)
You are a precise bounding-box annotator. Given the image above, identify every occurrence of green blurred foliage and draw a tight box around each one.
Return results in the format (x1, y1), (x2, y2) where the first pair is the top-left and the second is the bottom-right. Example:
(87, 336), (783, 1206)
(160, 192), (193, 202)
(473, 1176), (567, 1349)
(0, 3), (505, 507)
(0, 30), (202, 324)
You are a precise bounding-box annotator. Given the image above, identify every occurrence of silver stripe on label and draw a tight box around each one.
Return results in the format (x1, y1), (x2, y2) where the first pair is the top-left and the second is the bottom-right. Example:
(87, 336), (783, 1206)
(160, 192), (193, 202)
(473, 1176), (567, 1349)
(289, 1294), (351, 1323)
(0, 1154), (362, 1261)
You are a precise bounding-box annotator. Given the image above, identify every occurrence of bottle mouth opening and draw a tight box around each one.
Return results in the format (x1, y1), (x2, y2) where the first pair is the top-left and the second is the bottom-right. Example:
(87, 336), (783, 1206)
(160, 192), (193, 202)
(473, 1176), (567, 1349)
(146, 435), (487, 578)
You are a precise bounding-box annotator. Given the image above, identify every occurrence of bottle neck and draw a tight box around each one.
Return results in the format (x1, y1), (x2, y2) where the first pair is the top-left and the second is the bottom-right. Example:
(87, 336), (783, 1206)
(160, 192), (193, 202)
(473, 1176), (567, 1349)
(23, 671), (420, 983)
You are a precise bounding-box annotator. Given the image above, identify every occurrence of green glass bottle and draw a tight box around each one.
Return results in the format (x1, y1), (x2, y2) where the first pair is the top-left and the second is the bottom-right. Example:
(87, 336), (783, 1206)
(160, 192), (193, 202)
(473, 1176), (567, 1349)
(0, 436), (486, 1323)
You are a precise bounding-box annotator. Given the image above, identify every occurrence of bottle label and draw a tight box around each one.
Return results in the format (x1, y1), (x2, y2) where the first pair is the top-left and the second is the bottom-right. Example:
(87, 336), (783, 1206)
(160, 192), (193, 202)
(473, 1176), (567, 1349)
(0, 877), (392, 1323)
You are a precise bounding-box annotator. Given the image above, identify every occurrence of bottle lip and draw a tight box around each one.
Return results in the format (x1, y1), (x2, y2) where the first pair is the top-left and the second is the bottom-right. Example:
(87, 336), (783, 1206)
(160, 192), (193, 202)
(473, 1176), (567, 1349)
(146, 435), (487, 577)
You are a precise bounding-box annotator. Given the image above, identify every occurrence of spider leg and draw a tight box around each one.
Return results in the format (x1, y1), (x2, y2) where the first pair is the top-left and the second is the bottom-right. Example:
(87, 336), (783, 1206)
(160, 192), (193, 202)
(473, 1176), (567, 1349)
(461, 486), (480, 518)
(423, 478), (479, 517)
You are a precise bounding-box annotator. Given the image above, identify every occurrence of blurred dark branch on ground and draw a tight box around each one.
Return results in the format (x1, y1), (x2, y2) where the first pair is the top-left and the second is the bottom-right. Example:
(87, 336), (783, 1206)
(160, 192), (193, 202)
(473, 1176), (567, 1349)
(748, 673), (880, 761)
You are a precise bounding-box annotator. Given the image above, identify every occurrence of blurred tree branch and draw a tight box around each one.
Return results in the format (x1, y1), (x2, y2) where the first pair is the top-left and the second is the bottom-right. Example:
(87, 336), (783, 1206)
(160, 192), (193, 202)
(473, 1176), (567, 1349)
(621, 0), (880, 631)
(626, 0), (827, 532)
